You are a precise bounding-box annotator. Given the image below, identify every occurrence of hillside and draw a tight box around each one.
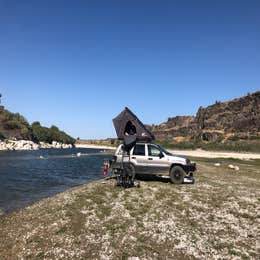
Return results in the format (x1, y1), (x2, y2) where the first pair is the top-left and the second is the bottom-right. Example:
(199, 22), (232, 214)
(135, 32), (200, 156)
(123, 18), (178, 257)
(78, 92), (260, 152)
(0, 106), (75, 144)
(148, 91), (260, 151)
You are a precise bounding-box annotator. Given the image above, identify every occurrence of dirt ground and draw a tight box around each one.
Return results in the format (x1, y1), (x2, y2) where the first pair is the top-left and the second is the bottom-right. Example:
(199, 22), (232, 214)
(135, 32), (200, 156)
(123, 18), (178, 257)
(0, 158), (259, 259)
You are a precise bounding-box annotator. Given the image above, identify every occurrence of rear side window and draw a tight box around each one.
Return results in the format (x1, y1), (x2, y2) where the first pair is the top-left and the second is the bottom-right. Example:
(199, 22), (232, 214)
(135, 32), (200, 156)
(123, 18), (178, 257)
(133, 144), (145, 156)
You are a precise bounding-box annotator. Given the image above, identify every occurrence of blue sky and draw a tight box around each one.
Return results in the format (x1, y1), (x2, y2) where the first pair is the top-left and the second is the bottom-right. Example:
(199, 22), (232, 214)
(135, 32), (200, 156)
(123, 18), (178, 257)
(0, 0), (259, 139)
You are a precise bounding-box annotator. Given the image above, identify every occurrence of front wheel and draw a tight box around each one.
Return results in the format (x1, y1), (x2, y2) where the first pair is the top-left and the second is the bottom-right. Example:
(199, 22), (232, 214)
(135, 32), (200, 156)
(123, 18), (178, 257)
(170, 166), (185, 184)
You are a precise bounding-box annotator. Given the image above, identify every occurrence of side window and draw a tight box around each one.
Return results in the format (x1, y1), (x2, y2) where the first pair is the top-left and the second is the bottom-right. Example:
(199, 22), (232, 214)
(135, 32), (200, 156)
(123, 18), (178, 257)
(148, 145), (161, 157)
(133, 144), (145, 156)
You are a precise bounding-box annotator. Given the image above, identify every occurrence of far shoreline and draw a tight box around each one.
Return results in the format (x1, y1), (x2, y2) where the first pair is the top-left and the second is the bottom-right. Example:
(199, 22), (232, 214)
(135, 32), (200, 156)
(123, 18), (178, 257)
(75, 143), (260, 160)
(75, 143), (116, 150)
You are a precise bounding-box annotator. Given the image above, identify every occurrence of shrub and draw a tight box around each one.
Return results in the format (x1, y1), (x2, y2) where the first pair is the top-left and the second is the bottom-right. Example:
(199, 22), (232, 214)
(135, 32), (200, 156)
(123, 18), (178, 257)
(4, 120), (22, 130)
(31, 122), (75, 144)
(0, 131), (5, 140)
(1, 108), (75, 144)
(227, 135), (240, 141)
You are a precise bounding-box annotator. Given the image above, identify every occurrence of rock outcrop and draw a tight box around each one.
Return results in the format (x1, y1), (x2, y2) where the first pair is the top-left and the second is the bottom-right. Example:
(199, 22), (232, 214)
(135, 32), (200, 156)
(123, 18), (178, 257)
(0, 140), (73, 151)
(149, 91), (260, 143)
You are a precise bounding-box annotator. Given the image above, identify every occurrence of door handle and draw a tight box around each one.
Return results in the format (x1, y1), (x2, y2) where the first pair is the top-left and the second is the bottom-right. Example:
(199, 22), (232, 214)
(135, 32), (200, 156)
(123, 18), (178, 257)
(148, 158), (153, 160)
(132, 157), (136, 159)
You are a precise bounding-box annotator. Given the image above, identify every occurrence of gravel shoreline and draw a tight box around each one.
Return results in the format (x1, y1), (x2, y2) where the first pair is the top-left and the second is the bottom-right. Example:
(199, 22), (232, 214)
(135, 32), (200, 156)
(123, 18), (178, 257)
(0, 158), (259, 259)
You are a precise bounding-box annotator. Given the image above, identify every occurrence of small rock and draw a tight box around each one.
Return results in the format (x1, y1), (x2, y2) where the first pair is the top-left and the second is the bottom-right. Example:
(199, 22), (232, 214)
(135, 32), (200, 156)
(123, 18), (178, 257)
(214, 163), (221, 166)
(228, 164), (235, 169)
(234, 166), (240, 171)
(228, 164), (239, 171)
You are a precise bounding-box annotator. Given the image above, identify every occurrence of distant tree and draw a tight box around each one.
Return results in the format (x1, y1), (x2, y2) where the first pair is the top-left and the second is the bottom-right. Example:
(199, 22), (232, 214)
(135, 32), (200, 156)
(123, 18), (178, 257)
(31, 123), (51, 143)
(50, 125), (59, 131)
(31, 121), (41, 127)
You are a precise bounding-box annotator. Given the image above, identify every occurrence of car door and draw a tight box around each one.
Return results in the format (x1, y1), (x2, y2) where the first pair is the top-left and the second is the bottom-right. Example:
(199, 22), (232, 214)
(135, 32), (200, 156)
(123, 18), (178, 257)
(130, 144), (147, 174)
(146, 144), (169, 174)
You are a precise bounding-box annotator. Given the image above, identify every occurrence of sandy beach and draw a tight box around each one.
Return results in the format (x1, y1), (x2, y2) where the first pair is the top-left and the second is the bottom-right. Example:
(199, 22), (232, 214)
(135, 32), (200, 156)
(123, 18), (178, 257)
(75, 143), (260, 160)
(75, 143), (116, 150)
(168, 149), (260, 160)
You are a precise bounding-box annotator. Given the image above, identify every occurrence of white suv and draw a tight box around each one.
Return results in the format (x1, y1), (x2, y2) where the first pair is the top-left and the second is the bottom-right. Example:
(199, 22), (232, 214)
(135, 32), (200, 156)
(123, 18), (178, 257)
(111, 143), (196, 184)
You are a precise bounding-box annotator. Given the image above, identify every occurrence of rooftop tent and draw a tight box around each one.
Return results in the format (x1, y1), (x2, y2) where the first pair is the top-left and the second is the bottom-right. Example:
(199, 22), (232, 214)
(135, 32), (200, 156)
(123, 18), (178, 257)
(112, 107), (155, 142)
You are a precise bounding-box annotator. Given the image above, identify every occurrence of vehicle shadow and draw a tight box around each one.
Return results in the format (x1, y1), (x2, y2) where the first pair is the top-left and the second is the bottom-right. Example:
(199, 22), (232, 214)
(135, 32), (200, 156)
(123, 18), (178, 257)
(135, 174), (171, 183)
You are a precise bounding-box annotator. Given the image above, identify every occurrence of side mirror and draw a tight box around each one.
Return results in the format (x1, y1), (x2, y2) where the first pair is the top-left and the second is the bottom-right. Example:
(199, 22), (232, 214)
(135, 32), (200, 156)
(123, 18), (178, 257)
(159, 152), (164, 159)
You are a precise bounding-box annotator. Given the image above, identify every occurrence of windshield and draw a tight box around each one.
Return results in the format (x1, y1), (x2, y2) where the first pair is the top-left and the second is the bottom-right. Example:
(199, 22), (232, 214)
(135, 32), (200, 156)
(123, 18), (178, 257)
(157, 145), (173, 155)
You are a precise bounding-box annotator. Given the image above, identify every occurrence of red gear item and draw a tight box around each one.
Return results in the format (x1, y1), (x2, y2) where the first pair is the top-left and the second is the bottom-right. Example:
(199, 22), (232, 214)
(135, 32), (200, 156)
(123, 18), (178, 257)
(103, 163), (107, 177)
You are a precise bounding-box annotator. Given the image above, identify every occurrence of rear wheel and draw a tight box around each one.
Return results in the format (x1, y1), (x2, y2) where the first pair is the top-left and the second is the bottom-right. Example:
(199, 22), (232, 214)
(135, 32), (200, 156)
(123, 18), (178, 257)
(170, 166), (185, 184)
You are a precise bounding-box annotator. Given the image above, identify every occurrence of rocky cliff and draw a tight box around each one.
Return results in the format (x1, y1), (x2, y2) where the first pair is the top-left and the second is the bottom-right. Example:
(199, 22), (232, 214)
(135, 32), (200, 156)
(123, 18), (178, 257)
(149, 91), (260, 143)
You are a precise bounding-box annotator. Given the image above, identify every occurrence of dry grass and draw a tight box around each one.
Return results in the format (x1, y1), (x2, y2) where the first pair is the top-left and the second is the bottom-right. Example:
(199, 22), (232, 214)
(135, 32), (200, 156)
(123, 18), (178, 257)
(0, 158), (259, 259)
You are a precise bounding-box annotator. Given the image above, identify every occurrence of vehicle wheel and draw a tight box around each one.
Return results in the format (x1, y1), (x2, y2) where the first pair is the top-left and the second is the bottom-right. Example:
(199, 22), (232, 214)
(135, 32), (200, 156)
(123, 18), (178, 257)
(170, 166), (185, 184)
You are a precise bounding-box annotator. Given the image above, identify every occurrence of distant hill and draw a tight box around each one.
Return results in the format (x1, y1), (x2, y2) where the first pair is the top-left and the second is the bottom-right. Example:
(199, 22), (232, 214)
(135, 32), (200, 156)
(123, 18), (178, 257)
(147, 91), (260, 151)
(0, 107), (75, 144)
(70, 92), (260, 152)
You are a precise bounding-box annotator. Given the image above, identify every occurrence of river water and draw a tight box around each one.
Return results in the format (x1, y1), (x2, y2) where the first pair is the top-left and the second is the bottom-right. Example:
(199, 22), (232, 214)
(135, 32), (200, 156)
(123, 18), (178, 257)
(0, 148), (110, 214)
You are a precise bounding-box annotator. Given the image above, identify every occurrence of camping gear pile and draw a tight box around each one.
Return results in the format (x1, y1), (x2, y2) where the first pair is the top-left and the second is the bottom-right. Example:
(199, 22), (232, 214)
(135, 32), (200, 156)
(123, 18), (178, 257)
(108, 107), (154, 188)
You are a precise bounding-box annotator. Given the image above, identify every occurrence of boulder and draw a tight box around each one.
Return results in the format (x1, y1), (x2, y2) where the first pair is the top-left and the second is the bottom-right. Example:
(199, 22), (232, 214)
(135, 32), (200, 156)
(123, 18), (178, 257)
(0, 139), (72, 151)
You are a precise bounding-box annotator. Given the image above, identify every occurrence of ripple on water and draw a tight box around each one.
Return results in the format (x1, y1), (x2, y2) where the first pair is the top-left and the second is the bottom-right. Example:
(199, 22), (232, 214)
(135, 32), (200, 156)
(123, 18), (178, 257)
(0, 148), (108, 213)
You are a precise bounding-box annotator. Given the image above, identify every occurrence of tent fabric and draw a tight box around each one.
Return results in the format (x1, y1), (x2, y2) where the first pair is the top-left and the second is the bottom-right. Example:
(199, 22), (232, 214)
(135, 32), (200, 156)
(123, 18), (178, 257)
(113, 107), (155, 141)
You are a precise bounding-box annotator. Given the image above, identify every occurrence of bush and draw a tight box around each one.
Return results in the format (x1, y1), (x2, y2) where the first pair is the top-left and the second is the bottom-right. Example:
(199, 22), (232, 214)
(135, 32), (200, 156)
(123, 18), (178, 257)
(4, 120), (22, 130)
(0, 108), (75, 144)
(227, 135), (240, 141)
(0, 131), (5, 140)
(31, 122), (75, 144)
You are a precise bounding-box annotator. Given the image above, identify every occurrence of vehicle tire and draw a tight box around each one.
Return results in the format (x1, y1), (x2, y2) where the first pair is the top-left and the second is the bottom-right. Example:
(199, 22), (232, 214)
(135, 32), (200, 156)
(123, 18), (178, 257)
(170, 166), (185, 184)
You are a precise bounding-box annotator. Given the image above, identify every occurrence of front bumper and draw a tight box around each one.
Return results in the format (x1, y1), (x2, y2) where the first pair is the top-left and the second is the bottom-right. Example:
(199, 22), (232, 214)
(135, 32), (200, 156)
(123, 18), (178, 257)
(183, 163), (196, 173)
